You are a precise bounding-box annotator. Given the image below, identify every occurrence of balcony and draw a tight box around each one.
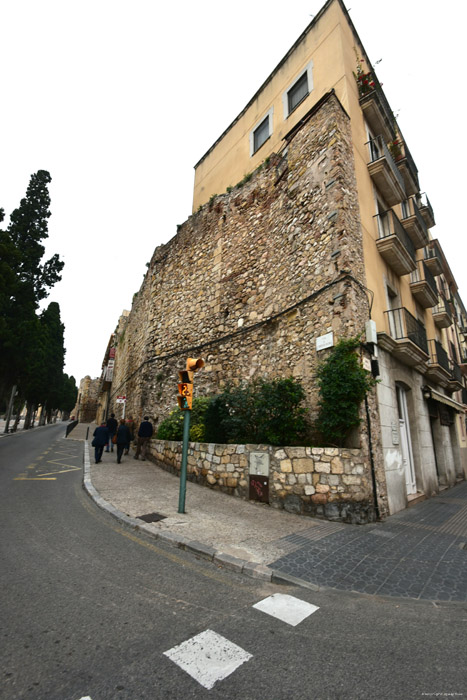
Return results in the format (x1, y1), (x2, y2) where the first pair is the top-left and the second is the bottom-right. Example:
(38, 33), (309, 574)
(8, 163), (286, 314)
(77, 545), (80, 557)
(359, 83), (395, 144)
(447, 361), (463, 394)
(395, 141), (420, 196)
(416, 193), (436, 229)
(462, 387), (467, 405)
(374, 209), (416, 276)
(425, 339), (451, 387)
(424, 239), (443, 276)
(459, 356), (467, 378)
(400, 197), (429, 249)
(409, 261), (439, 308)
(367, 136), (406, 206)
(432, 297), (453, 329)
(379, 307), (429, 368)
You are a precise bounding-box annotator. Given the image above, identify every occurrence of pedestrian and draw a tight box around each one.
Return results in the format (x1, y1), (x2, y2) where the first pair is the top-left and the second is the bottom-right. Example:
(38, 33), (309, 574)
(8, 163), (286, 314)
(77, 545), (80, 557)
(115, 419), (131, 464)
(134, 416), (154, 461)
(105, 412), (118, 452)
(92, 421), (109, 464)
(125, 414), (135, 455)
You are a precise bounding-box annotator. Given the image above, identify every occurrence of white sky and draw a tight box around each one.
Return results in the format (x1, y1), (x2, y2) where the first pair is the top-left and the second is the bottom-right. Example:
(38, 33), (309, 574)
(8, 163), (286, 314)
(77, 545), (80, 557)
(1, 0), (466, 383)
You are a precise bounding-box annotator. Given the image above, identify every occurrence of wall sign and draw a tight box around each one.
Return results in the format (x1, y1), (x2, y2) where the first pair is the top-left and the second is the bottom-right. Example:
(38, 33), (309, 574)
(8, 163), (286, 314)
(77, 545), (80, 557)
(316, 332), (334, 351)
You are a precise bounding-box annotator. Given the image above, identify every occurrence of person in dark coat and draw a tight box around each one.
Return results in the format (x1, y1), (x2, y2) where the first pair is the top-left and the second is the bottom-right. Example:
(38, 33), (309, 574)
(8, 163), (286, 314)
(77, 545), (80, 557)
(116, 419), (131, 464)
(134, 416), (154, 461)
(105, 413), (118, 452)
(92, 421), (109, 464)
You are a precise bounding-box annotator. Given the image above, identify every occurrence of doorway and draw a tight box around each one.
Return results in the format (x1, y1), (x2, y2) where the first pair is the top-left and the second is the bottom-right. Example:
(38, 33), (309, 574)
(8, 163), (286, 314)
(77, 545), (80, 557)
(396, 384), (416, 495)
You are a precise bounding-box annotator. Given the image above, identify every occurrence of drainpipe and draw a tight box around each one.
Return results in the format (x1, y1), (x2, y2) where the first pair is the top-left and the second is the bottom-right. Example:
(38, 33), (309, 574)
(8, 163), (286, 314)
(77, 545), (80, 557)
(365, 395), (381, 521)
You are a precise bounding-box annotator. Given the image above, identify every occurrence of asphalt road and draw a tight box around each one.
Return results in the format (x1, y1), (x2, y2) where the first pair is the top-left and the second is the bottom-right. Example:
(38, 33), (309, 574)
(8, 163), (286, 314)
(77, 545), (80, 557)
(1, 425), (466, 700)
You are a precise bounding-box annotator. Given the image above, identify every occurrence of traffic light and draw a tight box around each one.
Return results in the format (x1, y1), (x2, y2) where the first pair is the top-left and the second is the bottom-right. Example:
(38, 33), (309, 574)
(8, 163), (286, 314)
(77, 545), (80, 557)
(177, 370), (193, 410)
(177, 358), (204, 411)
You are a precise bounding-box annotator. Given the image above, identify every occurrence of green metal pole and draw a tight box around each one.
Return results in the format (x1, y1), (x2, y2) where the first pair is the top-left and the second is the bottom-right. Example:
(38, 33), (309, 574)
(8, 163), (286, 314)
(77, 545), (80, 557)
(178, 410), (191, 513)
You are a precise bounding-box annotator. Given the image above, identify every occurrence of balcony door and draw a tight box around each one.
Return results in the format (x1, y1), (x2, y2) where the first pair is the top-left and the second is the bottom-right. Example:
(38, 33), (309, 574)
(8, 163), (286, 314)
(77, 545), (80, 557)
(396, 384), (416, 495)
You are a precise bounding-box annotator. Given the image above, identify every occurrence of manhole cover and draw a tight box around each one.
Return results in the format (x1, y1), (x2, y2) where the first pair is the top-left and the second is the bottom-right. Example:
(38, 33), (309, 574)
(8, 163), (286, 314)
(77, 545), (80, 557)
(137, 512), (167, 523)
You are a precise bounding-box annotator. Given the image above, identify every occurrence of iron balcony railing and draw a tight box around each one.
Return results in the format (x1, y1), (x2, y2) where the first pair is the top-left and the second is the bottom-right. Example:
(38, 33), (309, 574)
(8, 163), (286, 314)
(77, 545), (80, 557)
(462, 387), (467, 405)
(450, 361), (462, 385)
(384, 307), (428, 354)
(410, 260), (438, 298)
(367, 135), (406, 194)
(428, 338), (450, 373)
(374, 209), (416, 261)
(416, 192), (435, 225)
(399, 140), (419, 186)
(424, 239), (442, 264)
(432, 296), (452, 322)
(402, 197), (429, 239)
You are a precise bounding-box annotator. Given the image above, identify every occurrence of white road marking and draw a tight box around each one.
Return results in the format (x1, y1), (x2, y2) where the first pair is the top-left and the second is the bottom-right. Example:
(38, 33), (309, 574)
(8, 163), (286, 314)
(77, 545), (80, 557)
(163, 629), (252, 690)
(253, 593), (319, 626)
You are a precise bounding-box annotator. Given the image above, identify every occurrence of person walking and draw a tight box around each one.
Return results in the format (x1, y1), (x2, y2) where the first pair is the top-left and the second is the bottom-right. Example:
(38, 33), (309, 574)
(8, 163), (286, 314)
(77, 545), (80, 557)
(92, 421), (109, 464)
(115, 419), (131, 464)
(134, 416), (154, 461)
(125, 415), (135, 455)
(105, 413), (118, 452)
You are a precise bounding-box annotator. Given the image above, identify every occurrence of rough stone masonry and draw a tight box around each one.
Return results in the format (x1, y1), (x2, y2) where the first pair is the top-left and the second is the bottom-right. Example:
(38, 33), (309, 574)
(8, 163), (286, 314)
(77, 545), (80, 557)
(106, 91), (388, 522)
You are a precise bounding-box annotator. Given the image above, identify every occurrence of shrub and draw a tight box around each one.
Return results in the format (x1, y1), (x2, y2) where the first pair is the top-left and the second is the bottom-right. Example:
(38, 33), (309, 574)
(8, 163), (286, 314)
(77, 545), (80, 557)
(316, 337), (375, 446)
(204, 377), (308, 446)
(156, 396), (211, 442)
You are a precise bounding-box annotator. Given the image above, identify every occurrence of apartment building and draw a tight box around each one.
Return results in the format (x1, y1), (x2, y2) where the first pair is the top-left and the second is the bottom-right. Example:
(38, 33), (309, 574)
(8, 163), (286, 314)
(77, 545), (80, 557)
(192, 0), (467, 514)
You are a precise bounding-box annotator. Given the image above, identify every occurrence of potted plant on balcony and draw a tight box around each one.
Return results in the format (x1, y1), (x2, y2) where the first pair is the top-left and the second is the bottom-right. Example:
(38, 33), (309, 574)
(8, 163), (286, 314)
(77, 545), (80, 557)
(354, 56), (376, 97)
(389, 138), (403, 161)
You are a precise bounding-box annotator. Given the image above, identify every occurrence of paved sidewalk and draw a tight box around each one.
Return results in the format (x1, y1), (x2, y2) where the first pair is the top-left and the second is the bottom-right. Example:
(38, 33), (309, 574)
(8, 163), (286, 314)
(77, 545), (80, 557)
(72, 423), (467, 602)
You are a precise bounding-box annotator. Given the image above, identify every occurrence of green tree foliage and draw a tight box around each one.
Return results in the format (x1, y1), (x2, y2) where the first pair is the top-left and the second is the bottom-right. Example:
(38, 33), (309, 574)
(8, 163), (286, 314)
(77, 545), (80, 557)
(204, 377), (308, 446)
(316, 337), (375, 446)
(157, 397), (211, 442)
(0, 171), (67, 420)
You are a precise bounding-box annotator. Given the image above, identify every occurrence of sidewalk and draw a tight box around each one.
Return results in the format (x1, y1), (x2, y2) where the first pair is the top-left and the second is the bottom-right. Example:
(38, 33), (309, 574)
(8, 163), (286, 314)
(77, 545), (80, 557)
(74, 423), (467, 602)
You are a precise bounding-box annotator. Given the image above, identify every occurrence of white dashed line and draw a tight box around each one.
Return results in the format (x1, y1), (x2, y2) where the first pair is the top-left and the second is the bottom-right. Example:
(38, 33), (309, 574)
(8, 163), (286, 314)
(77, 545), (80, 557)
(253, 593), (319, 626)
(163, 629), (253, 689)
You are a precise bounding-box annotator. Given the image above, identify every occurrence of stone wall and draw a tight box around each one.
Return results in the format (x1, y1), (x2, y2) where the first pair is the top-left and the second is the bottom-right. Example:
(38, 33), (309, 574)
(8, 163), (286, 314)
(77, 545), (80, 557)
(151, 438), (375, 524)
(101, 91), (389, 518)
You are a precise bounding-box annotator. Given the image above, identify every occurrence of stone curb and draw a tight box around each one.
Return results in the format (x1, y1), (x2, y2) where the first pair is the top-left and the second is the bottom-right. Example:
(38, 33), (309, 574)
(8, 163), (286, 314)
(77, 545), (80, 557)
(82, 440), (299, 587)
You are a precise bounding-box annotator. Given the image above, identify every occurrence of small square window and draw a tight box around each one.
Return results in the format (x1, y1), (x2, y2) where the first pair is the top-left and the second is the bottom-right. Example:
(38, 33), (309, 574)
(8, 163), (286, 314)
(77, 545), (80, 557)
(253, 116), (270, 154)
(288, 72), (308, 114)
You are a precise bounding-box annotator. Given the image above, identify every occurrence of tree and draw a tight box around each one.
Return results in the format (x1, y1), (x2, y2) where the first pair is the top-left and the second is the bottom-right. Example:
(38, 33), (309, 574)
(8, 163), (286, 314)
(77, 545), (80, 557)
(0, 171), (64, 418)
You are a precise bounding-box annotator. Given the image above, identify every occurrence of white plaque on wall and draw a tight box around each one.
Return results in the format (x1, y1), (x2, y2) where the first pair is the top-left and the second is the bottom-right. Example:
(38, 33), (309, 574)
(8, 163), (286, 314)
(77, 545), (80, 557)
(316, 332), (334, 351)
(249, 452), (270, 476)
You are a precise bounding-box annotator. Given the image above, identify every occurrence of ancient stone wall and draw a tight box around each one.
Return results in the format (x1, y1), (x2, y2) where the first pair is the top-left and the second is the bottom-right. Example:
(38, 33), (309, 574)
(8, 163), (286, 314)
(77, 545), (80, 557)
(105, 91), (388, 519)
(151, 439), (375, 524)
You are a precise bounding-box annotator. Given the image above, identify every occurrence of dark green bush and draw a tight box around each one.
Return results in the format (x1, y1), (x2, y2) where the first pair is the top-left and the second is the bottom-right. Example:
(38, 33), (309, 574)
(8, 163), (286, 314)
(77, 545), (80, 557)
(316, 337), (375, 446)
(204, 377), (308, 446)
(156, 396), (211, 442)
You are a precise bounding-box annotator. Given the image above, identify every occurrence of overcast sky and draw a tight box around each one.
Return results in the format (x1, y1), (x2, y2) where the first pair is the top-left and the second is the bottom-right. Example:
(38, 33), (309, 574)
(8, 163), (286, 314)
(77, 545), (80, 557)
(1, 0), (466, 383)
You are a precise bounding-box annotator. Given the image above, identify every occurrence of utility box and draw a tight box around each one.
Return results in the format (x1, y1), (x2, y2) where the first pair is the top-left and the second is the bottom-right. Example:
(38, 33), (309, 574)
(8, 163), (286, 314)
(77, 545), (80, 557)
(249, 452), (270, 503)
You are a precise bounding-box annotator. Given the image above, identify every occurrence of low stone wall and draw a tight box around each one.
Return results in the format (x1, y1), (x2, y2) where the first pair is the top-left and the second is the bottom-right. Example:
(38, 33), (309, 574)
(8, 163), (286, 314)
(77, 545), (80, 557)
(150, 439), (375, 524)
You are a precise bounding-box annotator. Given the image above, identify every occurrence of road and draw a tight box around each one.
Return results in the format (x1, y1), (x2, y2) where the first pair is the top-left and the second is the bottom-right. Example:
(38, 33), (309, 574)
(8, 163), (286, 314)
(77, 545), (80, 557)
(1, 425), (466, 699)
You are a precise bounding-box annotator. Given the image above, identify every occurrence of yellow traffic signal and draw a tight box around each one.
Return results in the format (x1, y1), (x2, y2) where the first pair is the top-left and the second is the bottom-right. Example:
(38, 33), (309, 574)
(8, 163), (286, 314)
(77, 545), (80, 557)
(177, 358), (204, 411)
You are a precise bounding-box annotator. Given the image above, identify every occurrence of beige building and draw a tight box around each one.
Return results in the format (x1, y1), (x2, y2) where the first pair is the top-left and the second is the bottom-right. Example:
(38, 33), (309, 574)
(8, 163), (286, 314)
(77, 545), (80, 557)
(95, 0), (466, 521)
(192, 0), (467, 513)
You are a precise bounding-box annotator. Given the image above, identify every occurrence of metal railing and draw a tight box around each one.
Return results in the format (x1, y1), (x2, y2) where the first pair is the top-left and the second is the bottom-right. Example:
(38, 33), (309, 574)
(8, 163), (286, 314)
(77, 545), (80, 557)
(374, 209), (416, 261)
(402, 197), (428, 239)
(384, 307), (428, 354)
(428, 339), (450, 372)
(366, 135), (406, 194)
(424, 239), (441, 263)
(462, 387), (467, 405)
(450, 361), (462, 385)
(432, 296), (452, 322)
(416, 192), (435, 224)
(410, 260), (438, 298)
(399, 140), (419, 187)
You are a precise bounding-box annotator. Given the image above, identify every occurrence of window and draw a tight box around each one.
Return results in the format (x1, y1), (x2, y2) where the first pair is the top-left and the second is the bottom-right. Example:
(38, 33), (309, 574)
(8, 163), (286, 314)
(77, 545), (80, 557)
(288, 72), (308, 113)
(249, 108), (273, 157)
(253, 116), (270, 153)
(283, 61), (314, 119)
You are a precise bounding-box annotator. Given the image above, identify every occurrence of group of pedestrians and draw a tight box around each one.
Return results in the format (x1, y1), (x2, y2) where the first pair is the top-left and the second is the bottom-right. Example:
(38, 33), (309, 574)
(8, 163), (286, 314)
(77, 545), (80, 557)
(92, 414), (154, 464)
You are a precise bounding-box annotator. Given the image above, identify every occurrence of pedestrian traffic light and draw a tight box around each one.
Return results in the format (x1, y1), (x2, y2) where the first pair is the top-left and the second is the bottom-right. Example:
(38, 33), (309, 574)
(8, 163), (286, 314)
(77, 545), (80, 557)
(177, 370), (193, 411)
(177, 358), (204, 411)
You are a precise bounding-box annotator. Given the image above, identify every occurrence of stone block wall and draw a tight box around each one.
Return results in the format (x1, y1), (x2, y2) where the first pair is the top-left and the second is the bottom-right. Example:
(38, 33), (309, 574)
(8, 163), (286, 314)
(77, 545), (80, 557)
(100, 90), (389, 519)
(151, 439), (375, 524)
